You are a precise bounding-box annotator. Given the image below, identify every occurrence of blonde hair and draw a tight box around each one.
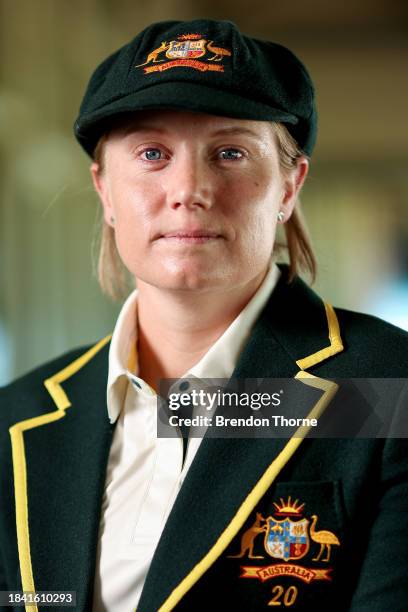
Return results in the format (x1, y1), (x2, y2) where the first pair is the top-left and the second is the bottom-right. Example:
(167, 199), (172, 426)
(92, 121), (317, 301)
(272, 123), (317, 285)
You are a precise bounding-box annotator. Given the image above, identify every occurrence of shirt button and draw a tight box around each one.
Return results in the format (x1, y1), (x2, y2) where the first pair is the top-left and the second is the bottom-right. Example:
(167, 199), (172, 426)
(179, 380), (190, 391)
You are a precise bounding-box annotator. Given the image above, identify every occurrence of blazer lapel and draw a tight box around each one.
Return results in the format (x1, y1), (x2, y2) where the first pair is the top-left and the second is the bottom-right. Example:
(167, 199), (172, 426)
(9, 336), (114, 612)
(138, 268), (343, 612)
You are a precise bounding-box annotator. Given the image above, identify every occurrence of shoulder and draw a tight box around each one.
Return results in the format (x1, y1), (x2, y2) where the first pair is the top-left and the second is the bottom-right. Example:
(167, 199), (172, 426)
(336, 306), (408, 352)
(336, 306), (408, 344)
(328, 306), (408, 376)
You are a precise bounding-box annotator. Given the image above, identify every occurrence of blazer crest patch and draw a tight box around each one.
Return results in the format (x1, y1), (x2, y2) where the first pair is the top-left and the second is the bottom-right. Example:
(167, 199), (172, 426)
(227, 496), (340, 604)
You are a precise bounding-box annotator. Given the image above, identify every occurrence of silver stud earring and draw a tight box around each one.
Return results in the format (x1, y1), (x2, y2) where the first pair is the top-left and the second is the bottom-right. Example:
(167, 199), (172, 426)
(277, 211), (285, 223)
(110, 216), (115, 225)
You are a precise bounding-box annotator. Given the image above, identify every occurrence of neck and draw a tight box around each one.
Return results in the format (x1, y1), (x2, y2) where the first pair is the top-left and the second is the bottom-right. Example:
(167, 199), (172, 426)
(135, 268), (268, 391)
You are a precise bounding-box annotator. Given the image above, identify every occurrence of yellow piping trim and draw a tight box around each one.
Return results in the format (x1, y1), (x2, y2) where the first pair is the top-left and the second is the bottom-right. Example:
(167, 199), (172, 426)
(9, 428), (36, 610)
(44, 335), (112, 409)
(158, 372), (338, 611)
(9, 334), (112, 612)
(296, 302), (343, 371)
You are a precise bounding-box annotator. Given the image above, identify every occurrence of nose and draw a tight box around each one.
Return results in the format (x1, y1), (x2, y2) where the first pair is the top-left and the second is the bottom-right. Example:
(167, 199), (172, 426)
(165, 150), (214, 211)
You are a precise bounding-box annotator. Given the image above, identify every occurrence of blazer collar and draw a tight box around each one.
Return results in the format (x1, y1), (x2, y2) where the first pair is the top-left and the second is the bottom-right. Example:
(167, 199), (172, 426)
(233, 264), (343, 378)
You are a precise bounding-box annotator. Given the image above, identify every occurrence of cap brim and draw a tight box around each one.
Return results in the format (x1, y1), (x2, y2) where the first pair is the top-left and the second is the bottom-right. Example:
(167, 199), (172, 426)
(75, 80), (298, 157)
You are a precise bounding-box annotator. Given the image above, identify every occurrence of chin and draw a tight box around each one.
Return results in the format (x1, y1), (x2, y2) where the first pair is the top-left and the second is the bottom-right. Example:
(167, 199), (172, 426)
(140, 263), (229, 292)
(162, 274), (223, 292)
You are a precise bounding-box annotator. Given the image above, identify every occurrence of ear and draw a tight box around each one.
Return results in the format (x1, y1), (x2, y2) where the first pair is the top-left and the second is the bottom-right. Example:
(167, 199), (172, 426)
(280, 157), (309, 220)
(90, 162), (115, 228)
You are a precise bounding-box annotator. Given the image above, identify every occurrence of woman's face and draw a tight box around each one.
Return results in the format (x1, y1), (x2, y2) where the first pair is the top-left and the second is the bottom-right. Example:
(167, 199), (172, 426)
(92, 110), (308, 293)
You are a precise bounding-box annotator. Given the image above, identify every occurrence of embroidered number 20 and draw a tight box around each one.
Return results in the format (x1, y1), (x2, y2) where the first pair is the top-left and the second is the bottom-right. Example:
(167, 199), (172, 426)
(268, 585), (298, 607)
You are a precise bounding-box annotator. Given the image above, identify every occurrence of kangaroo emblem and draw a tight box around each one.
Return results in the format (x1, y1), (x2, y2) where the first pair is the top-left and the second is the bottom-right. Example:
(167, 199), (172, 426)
(228, 512), (267, 559)
(206, 40), (232, 61)
(135, 41), (169, 67)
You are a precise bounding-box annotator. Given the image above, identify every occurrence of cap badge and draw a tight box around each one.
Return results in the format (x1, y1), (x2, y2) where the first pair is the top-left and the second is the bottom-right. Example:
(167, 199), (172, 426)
(135, 33), (231, 74)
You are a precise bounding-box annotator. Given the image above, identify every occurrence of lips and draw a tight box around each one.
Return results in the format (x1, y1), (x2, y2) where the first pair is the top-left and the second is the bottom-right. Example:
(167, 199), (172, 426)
(160, 229), (221, 238)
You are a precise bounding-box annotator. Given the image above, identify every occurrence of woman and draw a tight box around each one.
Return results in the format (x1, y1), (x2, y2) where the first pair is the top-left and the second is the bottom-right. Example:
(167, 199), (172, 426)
(1, 19), (407, 612)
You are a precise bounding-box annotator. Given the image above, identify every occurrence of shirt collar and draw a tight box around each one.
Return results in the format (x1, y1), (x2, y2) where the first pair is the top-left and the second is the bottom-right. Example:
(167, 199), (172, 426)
(107, 260), (281, 423)
(106, 288), (139, 423)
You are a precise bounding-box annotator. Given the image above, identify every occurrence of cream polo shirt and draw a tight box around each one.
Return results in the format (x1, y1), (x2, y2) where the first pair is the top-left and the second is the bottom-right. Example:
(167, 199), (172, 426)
(92, 262), (280, 612)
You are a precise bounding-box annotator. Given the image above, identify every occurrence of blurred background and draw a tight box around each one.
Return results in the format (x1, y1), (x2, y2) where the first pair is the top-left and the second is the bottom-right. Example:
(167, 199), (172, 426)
(1, 0), (408, 385)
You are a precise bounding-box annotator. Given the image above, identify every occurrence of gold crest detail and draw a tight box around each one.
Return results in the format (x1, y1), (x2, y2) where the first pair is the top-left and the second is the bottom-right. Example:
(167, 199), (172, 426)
(273, 496), (305, 516)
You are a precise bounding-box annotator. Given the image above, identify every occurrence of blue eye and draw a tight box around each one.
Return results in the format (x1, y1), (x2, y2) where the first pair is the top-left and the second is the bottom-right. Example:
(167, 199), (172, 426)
(143, 148), (163, 161)
(219, 148), (243, 160)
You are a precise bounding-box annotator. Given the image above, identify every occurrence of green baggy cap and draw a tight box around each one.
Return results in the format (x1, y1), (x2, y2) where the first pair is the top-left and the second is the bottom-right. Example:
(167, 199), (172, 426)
(74, 19), (317, 157)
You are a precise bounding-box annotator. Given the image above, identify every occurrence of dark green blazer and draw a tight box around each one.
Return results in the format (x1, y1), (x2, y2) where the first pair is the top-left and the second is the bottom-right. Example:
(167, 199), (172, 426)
(1, 267), (408, 612)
